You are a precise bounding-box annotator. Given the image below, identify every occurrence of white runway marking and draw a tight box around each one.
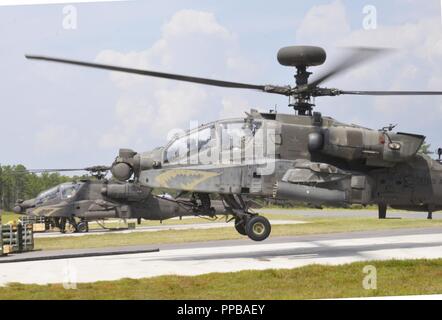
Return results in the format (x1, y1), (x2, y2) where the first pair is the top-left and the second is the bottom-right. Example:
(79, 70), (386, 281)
(1, 231), (442, 285)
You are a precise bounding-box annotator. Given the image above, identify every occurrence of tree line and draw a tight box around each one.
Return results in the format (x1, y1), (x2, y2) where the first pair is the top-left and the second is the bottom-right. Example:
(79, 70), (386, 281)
(0, 165), (73, 211)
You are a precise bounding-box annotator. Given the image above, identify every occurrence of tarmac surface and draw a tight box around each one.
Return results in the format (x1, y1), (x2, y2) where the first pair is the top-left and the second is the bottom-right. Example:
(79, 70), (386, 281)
(1, 226), (442, 285)
(258, 208), (441, 219)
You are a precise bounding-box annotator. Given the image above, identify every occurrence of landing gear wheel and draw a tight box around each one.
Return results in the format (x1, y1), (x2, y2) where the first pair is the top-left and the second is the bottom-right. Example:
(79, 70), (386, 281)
(245, 216), (271, 241)
(234, 218), (247, 236)
(76, 221), (89, 233)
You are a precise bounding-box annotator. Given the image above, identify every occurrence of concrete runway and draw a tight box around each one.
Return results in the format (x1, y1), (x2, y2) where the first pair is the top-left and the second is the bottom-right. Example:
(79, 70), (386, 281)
(258, 208), (441, 219)
(1, 227), (442, 285)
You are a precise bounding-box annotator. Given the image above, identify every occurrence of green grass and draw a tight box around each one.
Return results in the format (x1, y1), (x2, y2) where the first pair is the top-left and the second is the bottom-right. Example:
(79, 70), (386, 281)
(33, 215), (442, 251)
(1, 259), (441, 299)
(0, 212), (22, 223)
(87, 216), (225, 230)
(263, 204), (379, 210)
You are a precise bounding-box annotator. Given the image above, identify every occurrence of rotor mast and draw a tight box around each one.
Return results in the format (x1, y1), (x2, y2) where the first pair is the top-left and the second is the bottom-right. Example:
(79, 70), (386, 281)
(277, 46), (326, 116)
(291, 65), (314, 115)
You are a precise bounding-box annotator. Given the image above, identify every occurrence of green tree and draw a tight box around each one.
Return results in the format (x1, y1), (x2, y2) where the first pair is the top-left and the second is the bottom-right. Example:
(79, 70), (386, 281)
(0, 164), (74, 211)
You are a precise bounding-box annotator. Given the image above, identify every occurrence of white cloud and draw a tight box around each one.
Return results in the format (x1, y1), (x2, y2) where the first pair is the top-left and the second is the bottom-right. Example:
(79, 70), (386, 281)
(94, 9), (253, 151)
(294, 1), (442, 146)
(219, 96), (251, 119)
(162, 9), (231, 39)
(338, 18), (442, 120)
(152, 84), (208, 132)
(96, 5), (442, 153)
(296, 0), (350, 46)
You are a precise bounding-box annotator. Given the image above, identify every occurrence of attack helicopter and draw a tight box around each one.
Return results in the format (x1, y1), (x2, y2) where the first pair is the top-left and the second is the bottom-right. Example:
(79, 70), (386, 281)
(25, 45), (442, 241)
(13, 165), (226, 233)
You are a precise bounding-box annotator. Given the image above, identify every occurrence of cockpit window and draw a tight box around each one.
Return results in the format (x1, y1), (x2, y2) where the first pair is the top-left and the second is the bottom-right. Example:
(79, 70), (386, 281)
(165, 126), (214, 163)
(36, 186), (59, 203)
(220, 121), (260, 151)
(60, 183), (81, 199)
(35, 182), (82, 204)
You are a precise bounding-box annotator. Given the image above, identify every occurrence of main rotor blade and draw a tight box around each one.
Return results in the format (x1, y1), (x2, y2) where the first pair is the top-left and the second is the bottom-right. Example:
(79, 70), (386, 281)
(10, 166), (110, 175)
(309, 47), (392, 88)
(13, 168), (87, 174)
(26, 55), (290, 94)
(340, 90), (442, 96)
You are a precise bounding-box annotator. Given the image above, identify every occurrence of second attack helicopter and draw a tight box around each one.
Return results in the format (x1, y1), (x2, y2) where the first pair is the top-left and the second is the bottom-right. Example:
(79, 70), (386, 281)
(25, 45), (442, 241)
(13, 165), (227, 233)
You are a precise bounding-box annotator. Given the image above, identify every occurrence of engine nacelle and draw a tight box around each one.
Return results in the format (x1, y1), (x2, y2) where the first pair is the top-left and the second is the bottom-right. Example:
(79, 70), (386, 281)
(111, 163), (133, 181)
(102, 183), (151, 201)
(111, 148), (161, 181)
(310, 127), (425, 166)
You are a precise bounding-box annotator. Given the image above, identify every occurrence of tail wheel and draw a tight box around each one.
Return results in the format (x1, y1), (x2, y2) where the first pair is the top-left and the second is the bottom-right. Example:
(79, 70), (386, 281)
(246, 216), (271, 241)
(234, 218), (247, 235)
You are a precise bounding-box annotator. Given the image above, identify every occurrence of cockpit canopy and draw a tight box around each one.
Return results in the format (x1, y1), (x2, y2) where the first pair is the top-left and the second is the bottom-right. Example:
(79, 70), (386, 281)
(164, 118), (264, 165)
(35, 182), (83, 205)
(166, 125), (214, 163)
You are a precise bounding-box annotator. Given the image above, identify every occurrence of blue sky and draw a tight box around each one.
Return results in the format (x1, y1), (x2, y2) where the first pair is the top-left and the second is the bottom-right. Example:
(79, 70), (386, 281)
(1, 0), (442, 169)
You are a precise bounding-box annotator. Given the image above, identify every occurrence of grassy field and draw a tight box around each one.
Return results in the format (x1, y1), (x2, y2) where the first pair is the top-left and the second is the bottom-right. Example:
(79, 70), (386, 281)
(0, 212), (21, 223)
(33, 215), (442, 251)
(3, 209), (442, 251)
(0, 259), (441, 299)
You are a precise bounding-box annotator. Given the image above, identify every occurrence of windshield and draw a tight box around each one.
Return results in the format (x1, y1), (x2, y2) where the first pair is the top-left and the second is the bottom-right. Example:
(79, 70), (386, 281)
(219, 121), (259, 151)
(164, 119), (263, 164)
(60, 182), (81, 199)
(36, 182), (82, 204)
(36, 186), (59, 203)
(165, 126), (215, 163)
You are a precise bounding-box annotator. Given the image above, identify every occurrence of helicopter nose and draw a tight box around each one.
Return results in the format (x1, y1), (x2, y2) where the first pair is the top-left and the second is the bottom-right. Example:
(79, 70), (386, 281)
(14, 199), (36, 214)
(13, 205), (23, 214)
